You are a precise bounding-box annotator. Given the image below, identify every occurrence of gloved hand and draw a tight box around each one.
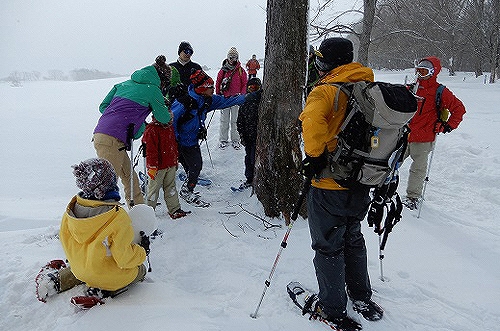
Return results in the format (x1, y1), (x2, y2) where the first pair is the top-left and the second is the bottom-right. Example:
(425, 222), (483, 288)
(367, 197), (385, 235)
(139, 231), (150, 256)
(434, 121), (453, 134)
(301, 153), (328, 178)
(245, 89), (262, 102)
(147, 167), (157, 180)
(177, 94), (198, 111)
(168, 83), (187, 100)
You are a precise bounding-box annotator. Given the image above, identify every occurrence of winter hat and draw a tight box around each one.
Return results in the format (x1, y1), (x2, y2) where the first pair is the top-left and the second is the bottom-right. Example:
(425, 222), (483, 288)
(190, 69), (214, 94)
(227, 47), (239, 61)
(72, 158), (119, 200)
(246, 77), (262, 92)
(153, 55), (172, 83)
(314, 37), (353, 72)
(178, 41), (194, 55)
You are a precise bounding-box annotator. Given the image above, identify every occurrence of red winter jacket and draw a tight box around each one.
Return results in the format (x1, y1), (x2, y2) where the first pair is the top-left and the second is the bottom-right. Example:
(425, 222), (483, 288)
(408, 56), (466, 143)
(142, 119), (178, 170)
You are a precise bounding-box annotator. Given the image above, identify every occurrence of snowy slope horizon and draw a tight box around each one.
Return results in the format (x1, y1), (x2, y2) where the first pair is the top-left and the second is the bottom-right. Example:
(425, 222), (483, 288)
(1, 69), (499, 331)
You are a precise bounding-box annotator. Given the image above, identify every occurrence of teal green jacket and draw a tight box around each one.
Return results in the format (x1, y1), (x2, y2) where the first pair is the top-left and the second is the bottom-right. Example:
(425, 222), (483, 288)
(94, 65), (171, 144)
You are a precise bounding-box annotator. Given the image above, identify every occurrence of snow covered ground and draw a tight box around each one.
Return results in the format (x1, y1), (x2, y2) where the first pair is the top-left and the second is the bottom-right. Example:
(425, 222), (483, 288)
(1, 68), (499, 331)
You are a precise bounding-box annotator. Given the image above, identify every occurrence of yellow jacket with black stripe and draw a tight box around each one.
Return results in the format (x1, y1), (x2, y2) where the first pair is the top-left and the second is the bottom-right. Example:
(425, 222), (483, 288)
(299, 62), (374, 190)
(59, 194), (146, 291)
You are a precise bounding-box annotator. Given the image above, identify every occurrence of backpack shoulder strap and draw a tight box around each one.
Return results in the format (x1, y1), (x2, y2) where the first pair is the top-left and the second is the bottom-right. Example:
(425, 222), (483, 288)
(435, 84), (446, 111)
(315, 82), (354, 112)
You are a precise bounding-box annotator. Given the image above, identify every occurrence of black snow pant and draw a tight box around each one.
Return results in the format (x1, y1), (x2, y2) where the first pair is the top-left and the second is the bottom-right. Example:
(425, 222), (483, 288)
(178, 144), (202, 191)
(307, 186), (372, 319)
(244, 142), (256, 183)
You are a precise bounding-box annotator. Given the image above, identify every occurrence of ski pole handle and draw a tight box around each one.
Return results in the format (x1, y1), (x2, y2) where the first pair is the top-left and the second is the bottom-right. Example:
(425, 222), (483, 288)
(291, 177), (312, 221)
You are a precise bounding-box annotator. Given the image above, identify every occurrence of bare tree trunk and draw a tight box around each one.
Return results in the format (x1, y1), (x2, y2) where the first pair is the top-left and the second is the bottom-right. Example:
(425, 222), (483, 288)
(254, 0), (308, 221)
(489, 0), (500, 83)
(358, 0), (377, 65)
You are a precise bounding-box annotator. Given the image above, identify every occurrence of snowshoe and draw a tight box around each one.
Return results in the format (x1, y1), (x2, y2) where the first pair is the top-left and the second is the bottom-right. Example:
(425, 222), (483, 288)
(352, 299), (384, 321)
(287, 281), (362, 331)
(35, 259), (67, 303)
(178, 172), (212, 186)
(180, 184), (210, 207)
(402, 196), (420, 210)
(231, 181), (252, 192)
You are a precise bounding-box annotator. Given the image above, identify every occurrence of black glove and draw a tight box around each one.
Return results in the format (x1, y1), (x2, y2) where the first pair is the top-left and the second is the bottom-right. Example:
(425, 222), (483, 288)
(177, 111), (194, 126)
(177, 94), (198, 111)
(245, 89), (262, 102)
(168, 83), (187, 100)
(367, 197), (385, 235)
(301, 153), (328, 178)
(139, 231), (150, 256)
(434, 121), (453, 134)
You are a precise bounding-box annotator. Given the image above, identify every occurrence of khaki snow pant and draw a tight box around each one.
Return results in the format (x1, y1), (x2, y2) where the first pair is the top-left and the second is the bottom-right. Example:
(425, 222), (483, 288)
(219, 105), (240, 143)
(146, 166), (181, 214)
(93, 133), (144, 207)
(403, 141), (435, 199)
(59, 264), (147, 294)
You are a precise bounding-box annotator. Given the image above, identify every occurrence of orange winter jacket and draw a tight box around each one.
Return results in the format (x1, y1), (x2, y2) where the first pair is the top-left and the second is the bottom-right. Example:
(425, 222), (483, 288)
(299, 62), (374, 190)
(59, 195), (146, 291)
(408, 56), (466, 143)
(246, 59), (260, 75)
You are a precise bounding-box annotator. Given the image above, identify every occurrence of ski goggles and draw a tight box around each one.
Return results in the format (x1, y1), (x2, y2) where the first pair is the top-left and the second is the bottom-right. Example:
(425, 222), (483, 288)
(182, 48), (193, 56)
(415, 66), (434, 78)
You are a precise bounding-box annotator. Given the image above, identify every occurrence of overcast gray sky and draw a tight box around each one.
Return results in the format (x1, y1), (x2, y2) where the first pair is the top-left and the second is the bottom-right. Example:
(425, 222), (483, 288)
(0, 0), (267, 77)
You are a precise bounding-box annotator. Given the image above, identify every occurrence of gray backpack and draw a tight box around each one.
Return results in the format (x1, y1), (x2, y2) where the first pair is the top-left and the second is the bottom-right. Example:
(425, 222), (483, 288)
(324, 81), (418, 188)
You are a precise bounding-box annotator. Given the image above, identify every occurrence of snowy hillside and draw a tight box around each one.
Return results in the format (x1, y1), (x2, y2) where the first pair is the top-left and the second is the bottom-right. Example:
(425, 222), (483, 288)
(0, 69), (499, 331)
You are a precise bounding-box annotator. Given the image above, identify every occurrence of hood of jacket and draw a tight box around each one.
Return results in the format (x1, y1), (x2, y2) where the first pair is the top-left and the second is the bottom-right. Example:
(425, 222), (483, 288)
(131, 65), (161, 87)
(64, 194), (121, 244)
(417, 56), (441, 88)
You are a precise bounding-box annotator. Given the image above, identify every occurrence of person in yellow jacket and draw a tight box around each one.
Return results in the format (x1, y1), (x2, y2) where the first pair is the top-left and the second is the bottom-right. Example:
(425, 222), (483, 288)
(36, 158), (147, 302)
(298, 38), (382, 331)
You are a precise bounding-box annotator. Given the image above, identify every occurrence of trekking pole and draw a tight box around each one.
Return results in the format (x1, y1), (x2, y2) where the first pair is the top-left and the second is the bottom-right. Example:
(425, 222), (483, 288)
(250, 177), (312, 319)
(141, 142), (148, 199)
(417, 136), (437, 218)
(378, 235), (385, 281)
(127, 123), (135, 207)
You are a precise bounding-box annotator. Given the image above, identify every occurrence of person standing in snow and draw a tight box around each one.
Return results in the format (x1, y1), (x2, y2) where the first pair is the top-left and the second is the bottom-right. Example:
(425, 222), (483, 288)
(93, 55), (172, 207)
(216, 47), (248, 150)
(36, 158), (148, 303)
(245, 54), (260, 79)
(402, 56), (466, 210)
(142, 117), (191, 219)
(235, 77), (262, 190)
(172, 70), (247, 207)
(299, 37), (383, 331)
(169, 41), (202, 87)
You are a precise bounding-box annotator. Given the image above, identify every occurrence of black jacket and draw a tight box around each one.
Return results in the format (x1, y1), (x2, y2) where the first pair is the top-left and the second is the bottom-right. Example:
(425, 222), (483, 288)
(237, 91), (261, 146)
(169, 60), (202, 87)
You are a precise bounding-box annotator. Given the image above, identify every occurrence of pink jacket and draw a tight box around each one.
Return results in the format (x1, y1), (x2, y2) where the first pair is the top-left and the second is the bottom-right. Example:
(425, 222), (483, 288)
(216, 61), (248, 97)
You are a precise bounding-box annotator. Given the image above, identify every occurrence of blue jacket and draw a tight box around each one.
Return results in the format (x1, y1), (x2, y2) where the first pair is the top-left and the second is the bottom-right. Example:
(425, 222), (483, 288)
(172, 86), (245, 147)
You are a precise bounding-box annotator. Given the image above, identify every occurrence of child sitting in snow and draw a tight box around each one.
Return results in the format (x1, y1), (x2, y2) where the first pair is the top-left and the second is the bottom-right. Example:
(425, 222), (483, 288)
(36, 158), (148, 306)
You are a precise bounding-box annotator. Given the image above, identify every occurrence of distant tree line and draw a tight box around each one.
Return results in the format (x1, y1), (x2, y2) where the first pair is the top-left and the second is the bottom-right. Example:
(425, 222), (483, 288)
(1, 68), (123, 84)
(310, 0), (500, 82)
